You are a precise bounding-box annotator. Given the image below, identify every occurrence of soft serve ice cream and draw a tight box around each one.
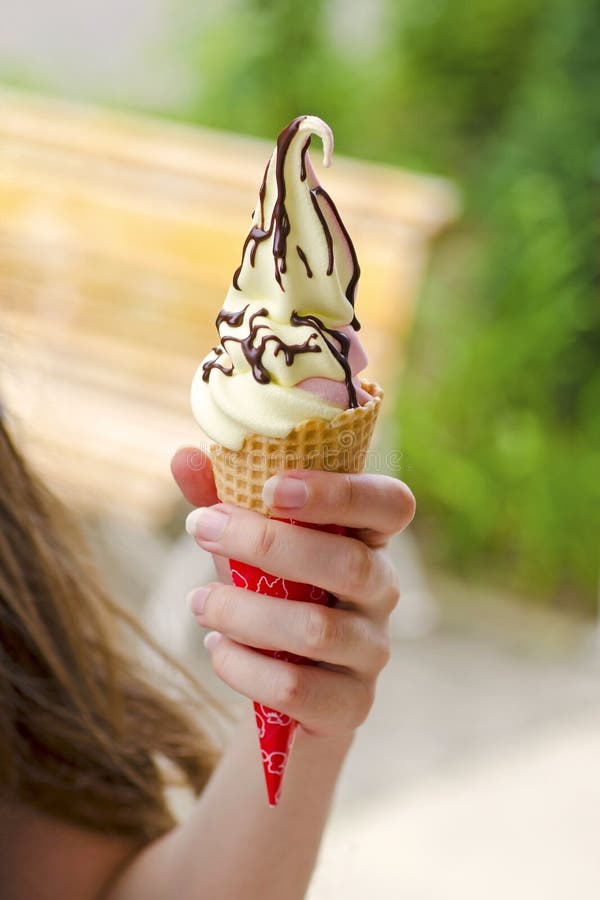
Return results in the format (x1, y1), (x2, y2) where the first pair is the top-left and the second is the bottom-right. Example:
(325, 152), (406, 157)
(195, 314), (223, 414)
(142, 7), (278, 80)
(191, 115), (371, 450)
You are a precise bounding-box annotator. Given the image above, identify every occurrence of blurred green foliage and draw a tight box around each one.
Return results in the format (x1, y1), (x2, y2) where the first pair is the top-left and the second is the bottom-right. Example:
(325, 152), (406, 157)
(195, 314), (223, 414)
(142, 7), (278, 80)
(177, 0), (599, 609)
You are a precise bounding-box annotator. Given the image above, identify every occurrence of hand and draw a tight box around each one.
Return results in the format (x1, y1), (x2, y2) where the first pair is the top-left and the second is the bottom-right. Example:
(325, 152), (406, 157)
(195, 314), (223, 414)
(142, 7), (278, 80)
(171, 448), (415, 739)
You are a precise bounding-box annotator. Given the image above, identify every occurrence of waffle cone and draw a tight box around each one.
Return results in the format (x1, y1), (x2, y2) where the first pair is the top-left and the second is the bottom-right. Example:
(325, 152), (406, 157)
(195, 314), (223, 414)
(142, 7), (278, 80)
(210, 380), (383, 515)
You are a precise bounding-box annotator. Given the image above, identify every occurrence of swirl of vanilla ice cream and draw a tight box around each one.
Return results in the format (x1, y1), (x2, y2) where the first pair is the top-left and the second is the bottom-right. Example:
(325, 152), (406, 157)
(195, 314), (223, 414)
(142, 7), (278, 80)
(192, 115), (370, 450)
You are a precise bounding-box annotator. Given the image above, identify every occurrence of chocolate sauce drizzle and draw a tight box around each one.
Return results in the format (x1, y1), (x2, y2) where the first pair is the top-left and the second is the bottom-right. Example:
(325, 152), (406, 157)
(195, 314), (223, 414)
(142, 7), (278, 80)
(300, 136), (311, 182)
(296, 245), (313, 278)
(211, 117), (362, 409)
(201, 345), (233, 379)
(310, 186), (361, 330)
(231, 115), (361, 329)
(216, 304), (248, 328)
(232, 117), (303, 291)
(291, 311), (358, 409)
(202, 307), (321, 385)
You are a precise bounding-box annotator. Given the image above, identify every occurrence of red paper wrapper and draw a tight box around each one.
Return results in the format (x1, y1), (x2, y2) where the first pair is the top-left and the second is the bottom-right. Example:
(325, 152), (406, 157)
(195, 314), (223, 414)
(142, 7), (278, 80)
(228, 520), (344, 806)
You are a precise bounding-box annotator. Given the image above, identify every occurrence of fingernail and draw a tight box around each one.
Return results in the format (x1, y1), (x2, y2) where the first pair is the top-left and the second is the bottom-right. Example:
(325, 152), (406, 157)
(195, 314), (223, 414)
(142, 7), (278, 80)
(204, 631), (222, 652)
(262, 475), (308, 509)
(186, 506), (229, 541)
(187, 586), (210, 616)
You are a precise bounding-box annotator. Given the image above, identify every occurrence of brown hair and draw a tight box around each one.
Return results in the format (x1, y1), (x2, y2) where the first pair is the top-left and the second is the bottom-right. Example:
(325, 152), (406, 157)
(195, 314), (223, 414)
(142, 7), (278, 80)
(0, 413), (223, 842)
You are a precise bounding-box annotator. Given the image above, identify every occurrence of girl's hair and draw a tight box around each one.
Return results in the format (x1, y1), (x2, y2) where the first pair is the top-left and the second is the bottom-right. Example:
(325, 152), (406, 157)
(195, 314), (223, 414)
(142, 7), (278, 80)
(0, 413), (223, 842)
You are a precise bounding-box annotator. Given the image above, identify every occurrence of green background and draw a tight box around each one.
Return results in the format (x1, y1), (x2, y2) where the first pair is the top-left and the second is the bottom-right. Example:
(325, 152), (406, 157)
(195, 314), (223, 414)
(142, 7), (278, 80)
(174, 0), (599, 612)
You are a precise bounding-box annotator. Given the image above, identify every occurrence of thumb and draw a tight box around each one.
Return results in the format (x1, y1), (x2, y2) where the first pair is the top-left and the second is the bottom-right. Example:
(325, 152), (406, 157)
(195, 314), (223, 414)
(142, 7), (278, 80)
(170, 446), (219, 508)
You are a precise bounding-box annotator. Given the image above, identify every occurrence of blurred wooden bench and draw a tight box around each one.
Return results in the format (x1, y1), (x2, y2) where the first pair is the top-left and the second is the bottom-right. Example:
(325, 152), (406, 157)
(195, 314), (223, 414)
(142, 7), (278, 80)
(0, 89), (459, 526)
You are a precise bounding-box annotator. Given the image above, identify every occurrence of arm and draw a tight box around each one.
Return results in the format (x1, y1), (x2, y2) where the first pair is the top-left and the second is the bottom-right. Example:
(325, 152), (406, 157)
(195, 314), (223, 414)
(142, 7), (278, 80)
(108, 454), (415, 900)
(109, 709), (352, 900)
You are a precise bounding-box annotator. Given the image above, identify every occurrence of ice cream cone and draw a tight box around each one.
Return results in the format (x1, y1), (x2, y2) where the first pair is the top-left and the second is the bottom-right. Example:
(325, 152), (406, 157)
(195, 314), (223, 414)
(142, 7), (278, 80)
(210, 379), (382, 804)
(211, 379), (382, 515)
(191, 117), (384, 805)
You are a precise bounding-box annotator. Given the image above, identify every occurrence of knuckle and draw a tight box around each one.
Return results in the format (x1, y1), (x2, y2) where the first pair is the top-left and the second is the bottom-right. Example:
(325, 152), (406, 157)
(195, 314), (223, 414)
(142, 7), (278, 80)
(385, 559), (401, 610)
(205, 585), (231, 628)
(274, 666), (305, 709)
(304, 606), (337, 654)
(348, 680), (375, 729)
(375, 551), (400, 612)
(374, 632), (392, 671)
(254, 519), (277, 559)
(341, 541), (373, 594)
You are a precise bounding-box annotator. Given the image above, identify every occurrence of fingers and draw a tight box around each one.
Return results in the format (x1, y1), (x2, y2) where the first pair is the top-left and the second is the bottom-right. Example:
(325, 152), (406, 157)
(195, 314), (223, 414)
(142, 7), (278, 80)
(171, 456), (416, 544)
(171, 447), (232, 582)
(189, 582), (390, 677)
(185, 504), (399, 612)
(171, 446), (218, 508)
(262, 470), (416, 537)
(203, 634), (374, 736)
